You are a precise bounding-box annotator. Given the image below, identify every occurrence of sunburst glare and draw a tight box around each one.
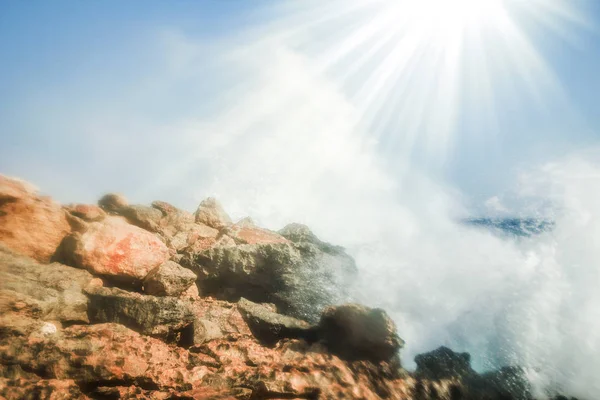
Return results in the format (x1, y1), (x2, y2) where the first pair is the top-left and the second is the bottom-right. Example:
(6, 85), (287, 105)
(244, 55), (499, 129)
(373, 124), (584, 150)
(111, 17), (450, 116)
(260, 0), (590, 169)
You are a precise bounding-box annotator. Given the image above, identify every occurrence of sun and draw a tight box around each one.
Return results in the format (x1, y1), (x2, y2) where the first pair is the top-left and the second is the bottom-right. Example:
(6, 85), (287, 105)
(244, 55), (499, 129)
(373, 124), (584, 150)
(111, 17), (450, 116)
(387, 0), (510, 36)
(266, 0), (588, 164)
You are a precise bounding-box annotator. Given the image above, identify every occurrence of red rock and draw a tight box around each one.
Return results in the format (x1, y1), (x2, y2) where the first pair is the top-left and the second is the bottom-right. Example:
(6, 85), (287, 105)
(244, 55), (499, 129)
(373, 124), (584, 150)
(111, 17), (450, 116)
(1, 323), (212, 391)
(0, 377), (88, 400)
(0, 176), (70, 263)
(64, 204), (106, 222)
(226, 220), (289, 245)
(0, 175), (37, 202)
(60, 216), (169, 281)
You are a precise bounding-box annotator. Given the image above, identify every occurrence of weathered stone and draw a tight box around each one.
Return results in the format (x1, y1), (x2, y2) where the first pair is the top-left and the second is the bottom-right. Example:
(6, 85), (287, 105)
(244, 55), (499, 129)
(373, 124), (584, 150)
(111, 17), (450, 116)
(192, 318), (223, 345)
(85, 286), (194, 341)
(226, 222), (289, 246)
(194, 197), (232, 229)
(0, 377), (87, 400)
(98, 193), (128, 214)
(0, 244), (96, 324)
(187, 297), (251, 337)
(119, 204), (164, 232)
(120, 201), (222, 256)
(0, 176), (71, 263)
(184, 241), (357, 322)
(197, 336), (408, 399)
(174, 223), (220, 253)
(473, 366), (533, 400)
(318, 304), (404, 362)
(0, 175), (38, 202)
(414, 346), (475, 380)
(279, 223), (320, 244)
(143, 261), (197, 297)
(57, 216), (169, 282)
(280, 222), (353, 259)
(64, 204), (106, 222)
(0, 323), (212, 392)
(237, 298), (316, 346)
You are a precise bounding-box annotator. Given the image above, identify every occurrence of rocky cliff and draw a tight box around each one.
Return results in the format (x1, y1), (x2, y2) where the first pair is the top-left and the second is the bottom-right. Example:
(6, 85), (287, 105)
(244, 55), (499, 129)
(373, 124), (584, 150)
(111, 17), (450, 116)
(0, 175), (572, 399)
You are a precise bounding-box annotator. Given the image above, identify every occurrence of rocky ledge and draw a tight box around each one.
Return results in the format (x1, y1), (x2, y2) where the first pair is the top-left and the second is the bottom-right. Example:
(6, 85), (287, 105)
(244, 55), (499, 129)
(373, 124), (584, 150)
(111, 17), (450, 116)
(0, 175), (574, 399)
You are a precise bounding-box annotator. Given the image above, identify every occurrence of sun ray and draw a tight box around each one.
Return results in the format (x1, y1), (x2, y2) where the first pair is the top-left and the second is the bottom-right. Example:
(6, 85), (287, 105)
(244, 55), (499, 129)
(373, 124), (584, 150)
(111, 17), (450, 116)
(248, 0), (592, 168)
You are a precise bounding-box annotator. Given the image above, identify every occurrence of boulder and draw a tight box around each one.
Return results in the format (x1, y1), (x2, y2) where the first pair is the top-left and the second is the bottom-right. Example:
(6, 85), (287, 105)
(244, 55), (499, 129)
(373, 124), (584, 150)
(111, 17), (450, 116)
(0, 244), (97, 324)
(64, 204), (106, 222)
(192, 318), (223, 346)
(119, 204), (163, 232)
(318, 304), (404, 362)
(0, 323), (214, 393)
(0, 321), (409, 400)
(414, 346), (475, 380)
(279, 223), (320, 244)
(186, 297), (251, 337)
(151, 200), (196, 231)
(237, 298), (316, 346)
(143, 260), (197, 297)
(474, 366), (532, 400)
(85, 286), (194, 341)
(0, 175), (38, 202)
(174, 223), (220, 253)
(279, 222), (351, 258)
(0, 176), (71, 263)
(119, 201), (221, 255)
(97, 193), (128, 214)
(0, 377), (87, 400)
(57, 216), (170, 282)
(226, 220), (289, 245)
(194, 197), (232, 229)
(183, 240), (357, 322)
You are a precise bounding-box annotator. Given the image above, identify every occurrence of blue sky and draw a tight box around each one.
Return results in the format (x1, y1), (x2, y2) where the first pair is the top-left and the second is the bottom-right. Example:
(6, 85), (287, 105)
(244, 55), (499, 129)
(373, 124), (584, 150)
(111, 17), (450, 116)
(1, 0), (599, 216)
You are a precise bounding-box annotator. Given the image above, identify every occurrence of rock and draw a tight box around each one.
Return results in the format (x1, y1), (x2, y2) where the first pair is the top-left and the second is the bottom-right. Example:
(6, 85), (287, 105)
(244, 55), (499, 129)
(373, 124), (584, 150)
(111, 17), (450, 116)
(194, 197), (232, 229)
(57, 216), (170, 282)
(318, 304), (404, 362)
(280, 222), (352, 259)
(175, 223), (220, 253)
(119, 204), (163, 232)
(97, 193), (128, 214)
(151, 200), (196, 231)
(184, 241), (357, 322)
(187, 297), (251, 337)
(143, 261), (197, 297)
(472, 366), (532, 400)
(237, 298), (316, 346)
(85, 286), (194, 341)
(0, 244), (96, 324)
(0, 176), (71, 263)
(414, 346), (475, 380)
(279, 222), (321, 244)
(64, 204), (106, 222)
(192, 318), (223, 346)
(119, 201), (221, 256)
(0, 175), (38, 202)
(0, 377), (88, 400)
(226, 222), (289, 245)
(196, 335), (408, 399)
(0, 323), (215, 393)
